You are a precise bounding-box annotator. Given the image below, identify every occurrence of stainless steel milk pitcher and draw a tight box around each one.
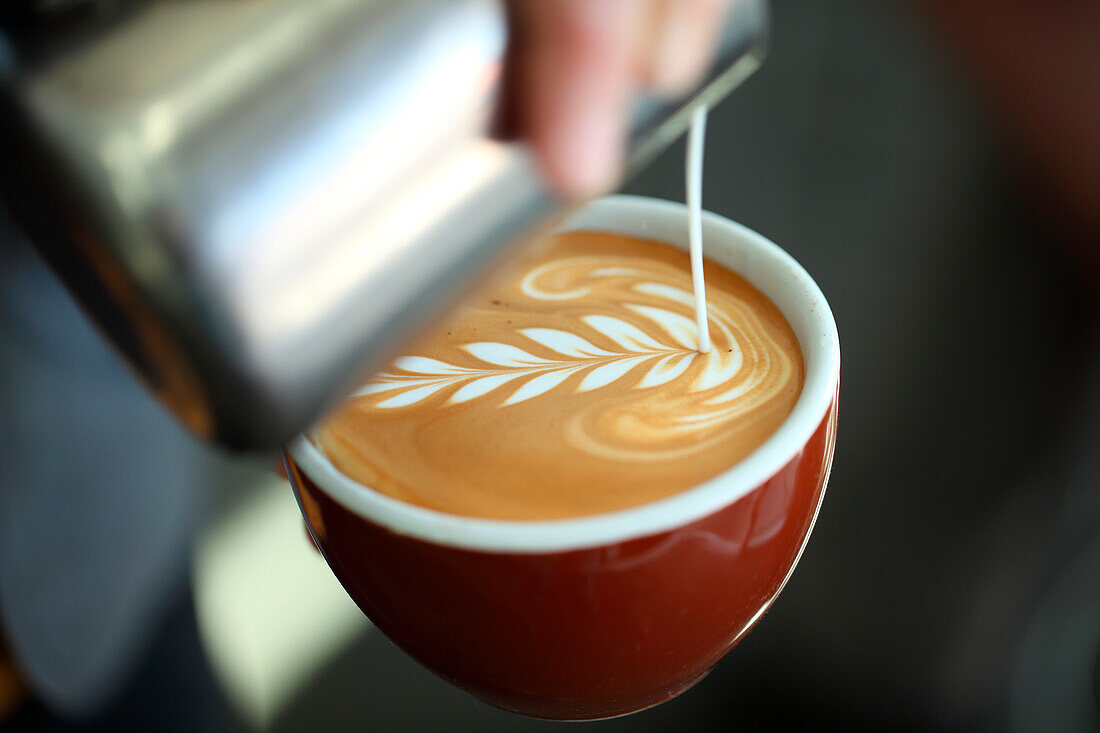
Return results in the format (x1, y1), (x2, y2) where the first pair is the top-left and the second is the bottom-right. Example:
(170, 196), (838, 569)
(0, 0), (768, 450)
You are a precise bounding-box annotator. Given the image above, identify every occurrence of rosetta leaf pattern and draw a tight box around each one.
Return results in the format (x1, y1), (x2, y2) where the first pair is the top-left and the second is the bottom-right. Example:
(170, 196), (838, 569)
(354, 303), (704, 408)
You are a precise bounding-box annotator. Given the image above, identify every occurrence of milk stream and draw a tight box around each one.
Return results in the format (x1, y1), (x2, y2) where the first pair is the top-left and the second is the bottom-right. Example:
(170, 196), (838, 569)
(687, 105), (711, 354)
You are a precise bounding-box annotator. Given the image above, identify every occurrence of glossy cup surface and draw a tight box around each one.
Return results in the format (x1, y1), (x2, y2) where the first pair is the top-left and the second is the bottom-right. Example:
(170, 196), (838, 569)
(287, 195), (840, 720)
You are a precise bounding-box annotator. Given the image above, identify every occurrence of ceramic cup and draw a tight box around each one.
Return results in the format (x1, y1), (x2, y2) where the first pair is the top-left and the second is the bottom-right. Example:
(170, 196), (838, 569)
(285, 194), (840, 720)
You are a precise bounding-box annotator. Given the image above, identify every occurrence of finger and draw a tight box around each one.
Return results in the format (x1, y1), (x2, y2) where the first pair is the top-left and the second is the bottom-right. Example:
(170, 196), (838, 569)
(636, 0), (732, 98)
(510, 0), (638, 199)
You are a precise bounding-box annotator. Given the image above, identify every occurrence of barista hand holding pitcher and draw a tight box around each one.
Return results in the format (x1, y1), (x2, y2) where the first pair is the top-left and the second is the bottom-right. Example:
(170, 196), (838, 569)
(0, 0), (733, 721)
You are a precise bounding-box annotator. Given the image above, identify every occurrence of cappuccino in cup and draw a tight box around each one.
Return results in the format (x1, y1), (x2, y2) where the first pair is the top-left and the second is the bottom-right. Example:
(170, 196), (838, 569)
(286, 195), (839, 720)
(315, 230), (804, 520)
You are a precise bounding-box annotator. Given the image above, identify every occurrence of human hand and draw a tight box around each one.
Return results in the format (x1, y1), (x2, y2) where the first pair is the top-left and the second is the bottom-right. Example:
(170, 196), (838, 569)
(506, 0), (731, 199)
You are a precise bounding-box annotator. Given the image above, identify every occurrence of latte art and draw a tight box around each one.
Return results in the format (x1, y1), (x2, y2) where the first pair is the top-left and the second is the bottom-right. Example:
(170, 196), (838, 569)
(317, 232), (803, 520)
(359, 255), (793, 458)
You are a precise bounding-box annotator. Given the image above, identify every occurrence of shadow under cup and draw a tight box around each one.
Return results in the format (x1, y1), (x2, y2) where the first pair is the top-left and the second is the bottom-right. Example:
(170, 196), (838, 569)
(285, 195), (840, 721)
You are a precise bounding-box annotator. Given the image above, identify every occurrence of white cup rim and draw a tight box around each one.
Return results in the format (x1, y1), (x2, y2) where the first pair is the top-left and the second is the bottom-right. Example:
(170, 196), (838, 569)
(289, 195), (840, 553)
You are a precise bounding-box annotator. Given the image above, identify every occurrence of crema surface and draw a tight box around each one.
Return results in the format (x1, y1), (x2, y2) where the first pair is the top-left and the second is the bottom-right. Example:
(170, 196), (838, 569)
(316, 232), (804, 520)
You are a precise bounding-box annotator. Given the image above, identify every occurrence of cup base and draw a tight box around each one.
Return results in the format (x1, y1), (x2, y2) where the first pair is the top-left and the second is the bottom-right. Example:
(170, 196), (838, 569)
(490, 667), (714, 722)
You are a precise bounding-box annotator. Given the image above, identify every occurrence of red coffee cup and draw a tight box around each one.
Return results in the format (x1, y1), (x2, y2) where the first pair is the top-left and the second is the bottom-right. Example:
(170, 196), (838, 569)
(285, 195), (840, 720)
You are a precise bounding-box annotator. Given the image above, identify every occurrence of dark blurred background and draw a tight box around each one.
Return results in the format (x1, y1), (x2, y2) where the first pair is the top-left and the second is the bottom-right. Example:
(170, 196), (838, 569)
(5, 0), (1099, 731)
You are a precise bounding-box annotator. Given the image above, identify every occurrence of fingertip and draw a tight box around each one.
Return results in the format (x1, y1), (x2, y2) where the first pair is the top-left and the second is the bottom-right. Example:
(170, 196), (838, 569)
(644, 0), (731, 98)
(513, 0), (633, 200)
(538, 100), (626, 200)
